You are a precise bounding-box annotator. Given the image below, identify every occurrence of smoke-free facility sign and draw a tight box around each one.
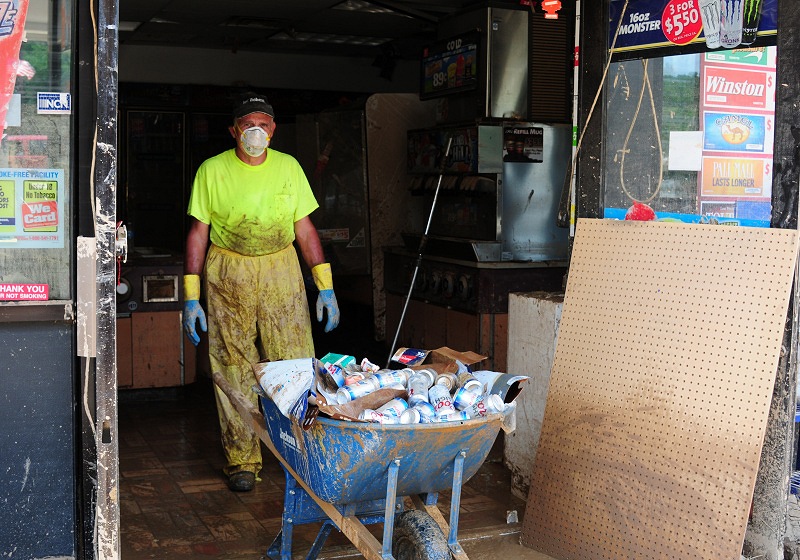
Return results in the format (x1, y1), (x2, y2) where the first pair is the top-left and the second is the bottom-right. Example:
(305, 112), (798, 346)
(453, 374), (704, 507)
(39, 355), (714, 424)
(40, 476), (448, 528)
(0, 168), (65, 248)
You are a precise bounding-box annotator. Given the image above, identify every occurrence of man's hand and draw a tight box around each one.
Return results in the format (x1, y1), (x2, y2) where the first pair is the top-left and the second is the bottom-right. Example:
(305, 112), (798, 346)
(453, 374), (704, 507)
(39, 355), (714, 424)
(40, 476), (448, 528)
(183, 274), (207, 346)
(316, 289), (340, 332)
(311, 263), (340, 332)
(183, 300), (207, 346)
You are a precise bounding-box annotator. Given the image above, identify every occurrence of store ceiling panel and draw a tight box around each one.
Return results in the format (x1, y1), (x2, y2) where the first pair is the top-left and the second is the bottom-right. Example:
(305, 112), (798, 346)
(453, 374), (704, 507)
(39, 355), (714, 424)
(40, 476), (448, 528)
(118, 0), (511, 59)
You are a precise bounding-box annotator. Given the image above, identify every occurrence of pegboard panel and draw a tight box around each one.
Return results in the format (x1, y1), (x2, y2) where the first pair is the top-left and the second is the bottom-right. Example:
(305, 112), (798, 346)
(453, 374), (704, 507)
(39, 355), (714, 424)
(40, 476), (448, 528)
(521, 219), (800, 560)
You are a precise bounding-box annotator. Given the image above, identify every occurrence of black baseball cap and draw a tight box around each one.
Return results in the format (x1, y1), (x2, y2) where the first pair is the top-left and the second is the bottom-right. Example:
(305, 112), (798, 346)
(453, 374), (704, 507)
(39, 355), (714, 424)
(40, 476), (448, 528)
(233, 92), (275, 120)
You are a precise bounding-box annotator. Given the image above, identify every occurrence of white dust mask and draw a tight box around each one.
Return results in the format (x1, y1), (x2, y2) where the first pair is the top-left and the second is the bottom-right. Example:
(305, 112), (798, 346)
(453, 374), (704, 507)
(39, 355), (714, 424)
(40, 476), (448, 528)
(240, 126), (270, 157)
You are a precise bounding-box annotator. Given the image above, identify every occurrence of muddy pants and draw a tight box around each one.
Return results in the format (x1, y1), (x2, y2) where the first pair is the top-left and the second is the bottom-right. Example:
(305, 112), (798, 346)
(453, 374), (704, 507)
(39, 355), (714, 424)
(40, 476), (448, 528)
(205, 243), (315, 476)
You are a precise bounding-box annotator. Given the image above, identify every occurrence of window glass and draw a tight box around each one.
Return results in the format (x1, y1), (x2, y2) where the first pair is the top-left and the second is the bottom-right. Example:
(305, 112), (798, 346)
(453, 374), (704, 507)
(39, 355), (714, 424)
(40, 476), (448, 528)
(0, 0), (73, 301)
(602, 46), (776, 226)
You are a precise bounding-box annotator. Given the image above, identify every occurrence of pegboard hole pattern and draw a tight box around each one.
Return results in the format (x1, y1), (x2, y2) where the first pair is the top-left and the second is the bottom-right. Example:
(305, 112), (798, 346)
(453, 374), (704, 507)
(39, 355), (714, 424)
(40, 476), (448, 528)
(522, 220), (800, 560)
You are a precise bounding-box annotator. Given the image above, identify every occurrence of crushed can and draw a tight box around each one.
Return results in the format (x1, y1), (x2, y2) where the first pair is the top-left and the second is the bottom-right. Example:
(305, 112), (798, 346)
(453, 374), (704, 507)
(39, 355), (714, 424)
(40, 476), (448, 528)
(429, 384), (456, 417)
(360, 357), (380, 373)
(336, 376), (380, 404)
(434, 372), (458, 392)
(453, 386), (481, 410)
(344, 371), (366, 386)
(413, 401), (436, 420)
(434, 411), (471, 422)
(400, 407), (421, 424)
(372, 369), (410, 388)
(407, 369), (435, 406)
(319, 362), (346, 392)
(359, 409), (401, 424)
(376, 398), (409, 417)
(463, 393), (505, 419)
(456, 372), (483, 393)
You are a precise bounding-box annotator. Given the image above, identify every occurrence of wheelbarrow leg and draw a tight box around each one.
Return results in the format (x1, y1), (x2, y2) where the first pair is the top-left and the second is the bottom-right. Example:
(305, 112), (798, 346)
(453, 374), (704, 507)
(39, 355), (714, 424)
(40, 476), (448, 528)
(446, 450), (468, 556)
(305, 521), (336, 559)
(381, 457), (402, 560)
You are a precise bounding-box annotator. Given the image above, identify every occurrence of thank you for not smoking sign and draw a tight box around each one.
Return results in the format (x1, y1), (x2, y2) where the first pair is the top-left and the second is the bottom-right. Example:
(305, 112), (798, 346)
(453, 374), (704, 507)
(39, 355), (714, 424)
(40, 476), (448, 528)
(0, 283), (49, 301)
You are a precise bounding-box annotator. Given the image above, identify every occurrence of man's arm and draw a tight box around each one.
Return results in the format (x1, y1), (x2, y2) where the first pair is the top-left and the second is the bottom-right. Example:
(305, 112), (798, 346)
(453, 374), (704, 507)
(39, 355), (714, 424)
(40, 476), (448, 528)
(294, 215), (325, 269)
(182, 217), (210, 346)
(294, 216), (340, 332)
(185, 217), (211, 275)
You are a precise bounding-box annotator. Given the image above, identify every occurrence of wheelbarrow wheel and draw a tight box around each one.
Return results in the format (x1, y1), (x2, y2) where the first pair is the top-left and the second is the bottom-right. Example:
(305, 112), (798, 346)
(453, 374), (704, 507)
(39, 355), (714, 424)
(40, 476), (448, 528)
(392, 510), (450, 560)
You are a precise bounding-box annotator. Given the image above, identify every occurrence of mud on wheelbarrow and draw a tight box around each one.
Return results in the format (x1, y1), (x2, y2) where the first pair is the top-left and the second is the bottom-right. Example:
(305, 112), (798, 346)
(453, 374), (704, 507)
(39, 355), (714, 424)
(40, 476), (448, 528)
(212, 372), (507, 560)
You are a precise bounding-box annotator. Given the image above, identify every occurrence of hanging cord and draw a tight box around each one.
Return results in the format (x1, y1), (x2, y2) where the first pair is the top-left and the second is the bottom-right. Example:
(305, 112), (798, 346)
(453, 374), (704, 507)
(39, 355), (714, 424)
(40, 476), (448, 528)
(618, 58), (664, 204)
(559, 0), (630, 230)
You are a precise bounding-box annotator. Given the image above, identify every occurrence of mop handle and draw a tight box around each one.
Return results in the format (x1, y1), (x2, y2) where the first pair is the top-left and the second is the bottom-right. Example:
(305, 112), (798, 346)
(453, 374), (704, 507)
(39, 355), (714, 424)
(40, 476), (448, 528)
(386, 136), (454, 368)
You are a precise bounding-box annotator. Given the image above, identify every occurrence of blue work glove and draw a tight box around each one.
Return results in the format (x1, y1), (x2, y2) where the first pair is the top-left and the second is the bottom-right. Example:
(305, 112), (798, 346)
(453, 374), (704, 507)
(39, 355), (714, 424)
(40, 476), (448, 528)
(183, 300), (207, 346)
(183, 274), (207, 346)
(316, 289), (340, 333)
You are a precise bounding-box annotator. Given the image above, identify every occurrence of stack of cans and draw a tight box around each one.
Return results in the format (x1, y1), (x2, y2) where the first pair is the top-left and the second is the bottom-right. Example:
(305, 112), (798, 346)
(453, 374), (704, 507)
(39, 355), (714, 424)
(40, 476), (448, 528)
(319, 354), (507, 425)
(358, 367), (505, 425)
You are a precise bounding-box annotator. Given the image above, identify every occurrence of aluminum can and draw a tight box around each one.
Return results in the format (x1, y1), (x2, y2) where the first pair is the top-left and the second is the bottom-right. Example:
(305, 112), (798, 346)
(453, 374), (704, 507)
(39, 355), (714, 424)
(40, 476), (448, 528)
(413, 402), (436, 419)
(453, 386), (481, 410)
(463, 393), (505, 419)
(434, 411), (470, 422)
(399, 407), (421, 424)
(359, 409), (401, 424)
(361, 357), (380, 373)
(407, 371), (434, 406)
(322, 363), (346, 389)
(456, 372), (483, 393)
(434, 372), (458, 392)
(376, 398), (409, 417)
(336, 376), (379, 404)
(373, 369), (410, 388)
(344, 371), (366, 386)
(428, 384), (456, 416)
(412, 368), (436, 387)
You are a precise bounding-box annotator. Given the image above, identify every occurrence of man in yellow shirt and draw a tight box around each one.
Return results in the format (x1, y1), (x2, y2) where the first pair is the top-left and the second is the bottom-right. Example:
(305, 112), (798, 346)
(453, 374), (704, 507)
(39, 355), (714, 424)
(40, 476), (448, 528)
(182, 92), (340, 492)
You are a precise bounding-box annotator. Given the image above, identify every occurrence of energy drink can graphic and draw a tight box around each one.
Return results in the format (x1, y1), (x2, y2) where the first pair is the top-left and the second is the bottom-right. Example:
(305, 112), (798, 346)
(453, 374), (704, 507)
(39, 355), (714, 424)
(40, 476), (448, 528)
(699, 0), (722, 48)
(741, 0), (763, 45)
(719, 0), (743, 49)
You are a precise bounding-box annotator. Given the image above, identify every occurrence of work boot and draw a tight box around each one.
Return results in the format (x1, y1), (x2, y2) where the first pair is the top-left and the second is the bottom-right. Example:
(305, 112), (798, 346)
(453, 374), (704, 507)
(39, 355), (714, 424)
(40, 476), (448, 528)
(227, 471), (255, 492)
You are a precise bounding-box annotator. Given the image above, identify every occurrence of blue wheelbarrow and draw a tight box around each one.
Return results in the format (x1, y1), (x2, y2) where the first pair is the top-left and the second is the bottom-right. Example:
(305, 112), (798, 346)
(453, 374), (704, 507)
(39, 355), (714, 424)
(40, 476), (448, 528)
(212, 372), (506, 560)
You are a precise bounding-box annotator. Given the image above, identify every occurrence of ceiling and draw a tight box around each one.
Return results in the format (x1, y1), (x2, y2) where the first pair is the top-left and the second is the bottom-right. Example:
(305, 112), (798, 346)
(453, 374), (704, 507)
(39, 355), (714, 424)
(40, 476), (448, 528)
(118, 0), (523, 61)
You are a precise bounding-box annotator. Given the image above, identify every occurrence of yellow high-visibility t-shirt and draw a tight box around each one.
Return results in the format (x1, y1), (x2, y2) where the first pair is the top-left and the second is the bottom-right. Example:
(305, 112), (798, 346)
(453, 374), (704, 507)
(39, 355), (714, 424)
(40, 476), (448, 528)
(188, 149), (319, 256)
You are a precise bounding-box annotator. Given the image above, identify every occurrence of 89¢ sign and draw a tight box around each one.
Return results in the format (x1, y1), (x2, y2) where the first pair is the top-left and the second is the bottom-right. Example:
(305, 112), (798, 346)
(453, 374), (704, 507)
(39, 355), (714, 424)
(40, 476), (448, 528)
(662, 0), (702, 45)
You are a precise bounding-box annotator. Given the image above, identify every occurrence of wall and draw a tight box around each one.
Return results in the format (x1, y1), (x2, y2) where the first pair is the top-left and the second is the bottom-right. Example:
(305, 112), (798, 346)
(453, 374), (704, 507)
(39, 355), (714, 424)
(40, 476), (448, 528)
(119, 45), (420, 93)
(504, 291), (563, 500)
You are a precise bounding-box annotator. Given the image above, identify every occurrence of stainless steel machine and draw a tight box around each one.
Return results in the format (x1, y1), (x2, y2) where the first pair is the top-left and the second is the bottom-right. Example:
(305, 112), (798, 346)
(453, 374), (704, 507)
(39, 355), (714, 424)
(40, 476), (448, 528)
(383, 5), (570, 370)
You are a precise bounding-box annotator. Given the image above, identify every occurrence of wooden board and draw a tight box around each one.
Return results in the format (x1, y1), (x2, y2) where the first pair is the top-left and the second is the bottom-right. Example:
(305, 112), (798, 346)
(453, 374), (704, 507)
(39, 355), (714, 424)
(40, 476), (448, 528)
(521, 219), (799, 560)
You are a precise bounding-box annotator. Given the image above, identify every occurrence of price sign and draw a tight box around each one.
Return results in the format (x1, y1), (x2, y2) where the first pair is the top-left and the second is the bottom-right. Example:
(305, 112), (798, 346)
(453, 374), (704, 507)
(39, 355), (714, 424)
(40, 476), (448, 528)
(662, 0), (703, 45)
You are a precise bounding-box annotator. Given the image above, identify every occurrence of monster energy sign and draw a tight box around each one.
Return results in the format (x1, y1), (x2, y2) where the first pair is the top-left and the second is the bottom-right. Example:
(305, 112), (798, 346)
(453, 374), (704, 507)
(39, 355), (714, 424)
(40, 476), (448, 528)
(609, 0), (776, 53)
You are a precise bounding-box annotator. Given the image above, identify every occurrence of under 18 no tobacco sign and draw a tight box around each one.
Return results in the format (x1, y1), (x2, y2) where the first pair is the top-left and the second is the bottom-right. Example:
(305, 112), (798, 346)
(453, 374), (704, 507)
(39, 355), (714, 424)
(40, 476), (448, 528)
(0, 168), (65, 248)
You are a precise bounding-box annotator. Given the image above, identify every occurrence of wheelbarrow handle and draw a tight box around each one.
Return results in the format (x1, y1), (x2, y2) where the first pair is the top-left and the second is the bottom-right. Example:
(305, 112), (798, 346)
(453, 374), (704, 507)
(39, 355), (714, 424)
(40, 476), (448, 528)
(212, 372), (387, 560)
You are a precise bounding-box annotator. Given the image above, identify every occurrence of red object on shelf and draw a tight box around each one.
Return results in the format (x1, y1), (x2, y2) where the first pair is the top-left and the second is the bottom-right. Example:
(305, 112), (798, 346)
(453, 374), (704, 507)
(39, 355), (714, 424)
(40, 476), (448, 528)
(625, 202), (657, 221)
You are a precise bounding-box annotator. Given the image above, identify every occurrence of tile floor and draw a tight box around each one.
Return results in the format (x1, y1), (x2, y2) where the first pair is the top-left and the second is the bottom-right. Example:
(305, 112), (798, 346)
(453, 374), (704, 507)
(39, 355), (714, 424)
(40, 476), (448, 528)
(119, 376), (530, 560)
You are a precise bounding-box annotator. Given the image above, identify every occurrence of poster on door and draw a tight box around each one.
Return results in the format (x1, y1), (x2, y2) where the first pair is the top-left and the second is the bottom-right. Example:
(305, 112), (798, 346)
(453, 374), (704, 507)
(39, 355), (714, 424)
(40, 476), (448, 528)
(0, 168), (65, 247)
